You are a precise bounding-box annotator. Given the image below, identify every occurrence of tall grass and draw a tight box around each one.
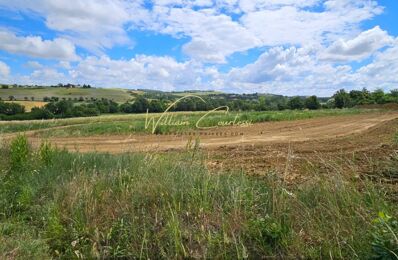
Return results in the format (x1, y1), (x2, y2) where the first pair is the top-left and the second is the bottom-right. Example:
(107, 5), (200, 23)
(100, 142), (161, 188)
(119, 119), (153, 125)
(0, 136), (397, 258)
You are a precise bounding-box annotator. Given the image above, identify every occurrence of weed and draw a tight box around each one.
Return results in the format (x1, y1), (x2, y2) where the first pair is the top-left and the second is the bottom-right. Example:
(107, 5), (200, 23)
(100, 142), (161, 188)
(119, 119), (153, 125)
(371, 212), (398, 259)
(9, 135), (29, 171)
(38, 141), (55, 166)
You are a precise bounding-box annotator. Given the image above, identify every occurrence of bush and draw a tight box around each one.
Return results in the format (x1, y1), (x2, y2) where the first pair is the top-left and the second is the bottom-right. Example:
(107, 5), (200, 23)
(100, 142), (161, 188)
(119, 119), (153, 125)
(288, 97), (304, 110)
(371, 212), (398, 259)
(9, 135), (30, 170)
(305, 95), (321, 110)
(0, 101), (25, 115)
(38, 141), (55, 166)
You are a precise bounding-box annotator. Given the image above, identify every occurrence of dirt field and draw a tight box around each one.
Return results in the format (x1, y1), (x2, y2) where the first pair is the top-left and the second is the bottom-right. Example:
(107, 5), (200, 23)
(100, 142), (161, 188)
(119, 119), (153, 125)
(2, 111), (398, 181)
(18, 112), (396, 152)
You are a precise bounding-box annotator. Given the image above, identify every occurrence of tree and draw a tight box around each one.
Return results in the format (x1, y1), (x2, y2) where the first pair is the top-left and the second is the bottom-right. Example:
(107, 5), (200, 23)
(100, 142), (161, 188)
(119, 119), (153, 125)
(305, 95), (321, 110)
(8, 95), (15, 101)
(390, 89), (398, 98)
(0, 101), (25, 115)
(372, 89), (386, 104)
(148, 100), (164, 113)
(45, 100), (73, 116)
(333, 89), (352, 108)
(131, 96), (149, 113)
(288, 96), (304, 110)
(30, 107), (54, 119)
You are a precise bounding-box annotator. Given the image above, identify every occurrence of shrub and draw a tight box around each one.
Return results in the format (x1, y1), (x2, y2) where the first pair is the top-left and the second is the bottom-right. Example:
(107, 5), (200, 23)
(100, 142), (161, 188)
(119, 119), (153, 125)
(305, 95), (321, 110)
(38, 141), (55, 166)
(288, 97), (304, 110)
(371, 212), (398, 259)
(10, 135), (30, 170)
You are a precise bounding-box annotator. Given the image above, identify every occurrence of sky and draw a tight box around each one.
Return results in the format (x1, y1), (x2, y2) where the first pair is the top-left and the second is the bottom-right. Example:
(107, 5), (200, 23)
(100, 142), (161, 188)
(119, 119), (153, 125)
(0, 0), (397, 96)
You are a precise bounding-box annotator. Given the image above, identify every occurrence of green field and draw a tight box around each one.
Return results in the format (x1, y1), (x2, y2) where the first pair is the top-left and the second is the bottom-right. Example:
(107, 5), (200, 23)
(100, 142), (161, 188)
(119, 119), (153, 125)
(0, 108), (370, 136)
(0, 87), (132, 103)
(0, 135), (397, 258)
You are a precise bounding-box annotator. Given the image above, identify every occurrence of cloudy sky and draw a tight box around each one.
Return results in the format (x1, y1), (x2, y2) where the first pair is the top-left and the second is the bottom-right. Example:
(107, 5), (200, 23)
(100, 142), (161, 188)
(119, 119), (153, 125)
(0, 0), (397, 96)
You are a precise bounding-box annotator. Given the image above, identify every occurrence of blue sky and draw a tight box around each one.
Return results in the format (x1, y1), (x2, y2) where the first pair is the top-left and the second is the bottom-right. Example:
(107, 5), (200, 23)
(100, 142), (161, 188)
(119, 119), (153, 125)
(0, 0), (397, 96)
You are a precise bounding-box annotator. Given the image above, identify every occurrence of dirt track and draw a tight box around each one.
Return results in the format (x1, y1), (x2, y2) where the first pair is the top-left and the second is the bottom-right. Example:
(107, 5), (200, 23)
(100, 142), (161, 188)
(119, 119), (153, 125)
(20, 112), (398, 154)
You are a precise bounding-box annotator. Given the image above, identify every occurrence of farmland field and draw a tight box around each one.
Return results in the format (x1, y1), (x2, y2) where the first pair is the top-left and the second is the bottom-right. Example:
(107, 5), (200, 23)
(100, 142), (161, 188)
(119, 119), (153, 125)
(1, 108), (398, 259)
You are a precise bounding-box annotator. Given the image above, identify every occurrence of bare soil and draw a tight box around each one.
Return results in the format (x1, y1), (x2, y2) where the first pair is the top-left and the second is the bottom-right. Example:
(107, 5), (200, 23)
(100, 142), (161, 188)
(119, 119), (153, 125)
(20, 112), (397, 152)
(3, 112), (398, 181)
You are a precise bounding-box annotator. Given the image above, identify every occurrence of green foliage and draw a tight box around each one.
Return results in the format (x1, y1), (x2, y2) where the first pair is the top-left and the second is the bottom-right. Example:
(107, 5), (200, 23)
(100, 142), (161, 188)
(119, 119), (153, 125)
(333, 89), (352, 108)
(38, 141), (55, 166)
(305, 95), (321, 110)
(9, 135), (30, 170)
(248, 216), (289, 251)
(288, 96), (304, 110)
(372, 89), (387, 105)
(371, 212), (398, 259)
(0, 101), (25, 115)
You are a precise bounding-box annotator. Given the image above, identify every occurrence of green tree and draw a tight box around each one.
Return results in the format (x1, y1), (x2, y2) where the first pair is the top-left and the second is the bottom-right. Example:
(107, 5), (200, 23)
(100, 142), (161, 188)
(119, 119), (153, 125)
(333, 89), (352, 108)
(304, 96), (321, 110)
(372, 89), (386, 104)
(288, 97), (304, 110)
(390, 89), (398, 98)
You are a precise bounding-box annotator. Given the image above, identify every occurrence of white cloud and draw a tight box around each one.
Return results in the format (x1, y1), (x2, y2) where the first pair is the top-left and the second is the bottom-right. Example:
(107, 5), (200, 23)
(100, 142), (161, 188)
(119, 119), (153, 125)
(25, 61), (43, 69)
(321, 26), (393, 61)
(0, 61), (10, 77)
(148, 6), (260, 63)
(0, 0), (148, 52)
(0, 30), (79, 60)
(352, 38), (398, 89)
(67, 55), (215, 91)
(228, 46), (315, 83)
(241, 1), (382, 47)
(137, 0), (383, 63)
(0, 0), (397, 96)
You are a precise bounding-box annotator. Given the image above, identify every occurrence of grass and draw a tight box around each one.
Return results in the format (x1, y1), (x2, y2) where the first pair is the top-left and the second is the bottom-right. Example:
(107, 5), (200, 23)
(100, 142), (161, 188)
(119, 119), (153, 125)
(0, 87), (132, 103)
(394, 131), (398, 145)
(0, 135), (397, 258)
(0, 108), (372, 137)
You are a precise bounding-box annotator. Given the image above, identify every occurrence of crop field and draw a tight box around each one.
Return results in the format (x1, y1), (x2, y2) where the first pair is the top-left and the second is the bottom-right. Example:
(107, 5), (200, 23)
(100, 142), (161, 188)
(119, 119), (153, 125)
(1, 108), (398, 259)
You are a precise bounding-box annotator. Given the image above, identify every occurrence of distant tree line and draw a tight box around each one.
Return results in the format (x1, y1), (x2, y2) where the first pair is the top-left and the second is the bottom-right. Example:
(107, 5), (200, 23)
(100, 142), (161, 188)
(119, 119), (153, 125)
(331, 88), (398, 108)
(0, 83), (92, 89)
(1, 88), (398, 121)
